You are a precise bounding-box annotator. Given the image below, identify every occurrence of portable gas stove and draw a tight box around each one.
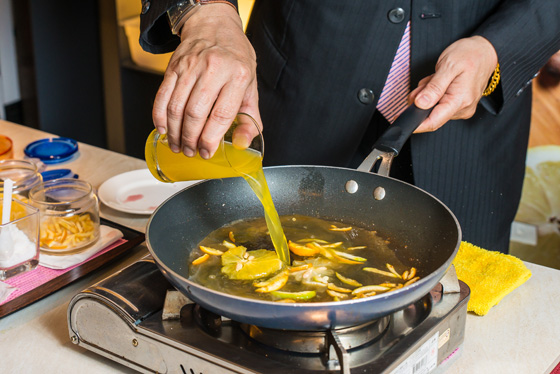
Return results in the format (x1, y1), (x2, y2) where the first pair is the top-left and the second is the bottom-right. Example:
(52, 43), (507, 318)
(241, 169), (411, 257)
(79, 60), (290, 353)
(67, 256), (469, 374)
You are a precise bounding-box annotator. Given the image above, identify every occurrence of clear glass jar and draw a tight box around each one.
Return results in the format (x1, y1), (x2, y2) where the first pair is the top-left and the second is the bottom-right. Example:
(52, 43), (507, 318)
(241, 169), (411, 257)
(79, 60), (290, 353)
(0, 198), (40, 280)
(0, 159), (43, 199)
(29, 179), (100, 254)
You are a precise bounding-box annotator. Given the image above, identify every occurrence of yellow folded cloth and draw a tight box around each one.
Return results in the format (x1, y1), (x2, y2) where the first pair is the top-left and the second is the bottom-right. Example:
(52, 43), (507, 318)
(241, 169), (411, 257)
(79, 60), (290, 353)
(452, 241), (532, 316)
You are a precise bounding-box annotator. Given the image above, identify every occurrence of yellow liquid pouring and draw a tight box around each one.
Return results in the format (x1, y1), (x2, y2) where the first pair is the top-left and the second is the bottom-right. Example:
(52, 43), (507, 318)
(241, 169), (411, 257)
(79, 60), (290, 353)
(145, 130), (290, 264)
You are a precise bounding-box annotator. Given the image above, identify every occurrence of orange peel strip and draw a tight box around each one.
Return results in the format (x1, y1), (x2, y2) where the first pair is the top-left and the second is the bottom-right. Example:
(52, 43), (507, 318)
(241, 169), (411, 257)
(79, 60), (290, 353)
(289, 263), (313, 272)
(335, 272), (363, 287)
(288, 240), (320, 257)
(329, 225), (352, 232)
(192, 253), (210, 265)
(199, 245), (224, 256)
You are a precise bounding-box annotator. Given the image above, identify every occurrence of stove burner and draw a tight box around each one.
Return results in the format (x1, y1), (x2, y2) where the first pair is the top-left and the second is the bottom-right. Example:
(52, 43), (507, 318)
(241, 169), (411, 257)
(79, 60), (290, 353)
(192, 302), (391, 353)
(188, 290), (435, 372)
(68, 258), (470, 374)
(239, 317), (391, 353)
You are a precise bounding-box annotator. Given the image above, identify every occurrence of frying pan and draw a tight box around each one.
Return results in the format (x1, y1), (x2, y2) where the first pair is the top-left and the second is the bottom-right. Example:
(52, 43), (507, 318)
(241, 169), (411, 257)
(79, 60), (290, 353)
(146, 106), (461, 331)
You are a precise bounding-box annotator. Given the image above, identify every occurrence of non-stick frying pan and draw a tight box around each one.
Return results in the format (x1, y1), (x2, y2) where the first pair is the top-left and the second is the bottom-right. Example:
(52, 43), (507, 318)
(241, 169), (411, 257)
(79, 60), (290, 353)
(146, 106), (461, 331)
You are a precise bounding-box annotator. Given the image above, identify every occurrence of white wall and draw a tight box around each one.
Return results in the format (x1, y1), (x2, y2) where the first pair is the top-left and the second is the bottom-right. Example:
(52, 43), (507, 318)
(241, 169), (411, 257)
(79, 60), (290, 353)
(0, 0), (21, 119)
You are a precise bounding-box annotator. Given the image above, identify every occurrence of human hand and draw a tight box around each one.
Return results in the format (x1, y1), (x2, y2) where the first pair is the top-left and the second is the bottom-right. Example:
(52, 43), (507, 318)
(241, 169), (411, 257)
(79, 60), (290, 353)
(409, 36), (498, 133)
(152, 4), (261, 159)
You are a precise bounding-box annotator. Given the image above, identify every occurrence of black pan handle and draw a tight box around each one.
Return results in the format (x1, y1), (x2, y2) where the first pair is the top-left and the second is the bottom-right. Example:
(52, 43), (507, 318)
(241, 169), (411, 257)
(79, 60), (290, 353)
(372, 104), (432, 156)
(357, 105), (433, 176)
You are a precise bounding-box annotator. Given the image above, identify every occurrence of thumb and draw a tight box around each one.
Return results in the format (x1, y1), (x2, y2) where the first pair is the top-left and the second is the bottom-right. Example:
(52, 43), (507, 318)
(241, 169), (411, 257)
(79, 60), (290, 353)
(414, 73), (453, 109)
(232, 112), (262, 150)
(234, 82), (263, 150)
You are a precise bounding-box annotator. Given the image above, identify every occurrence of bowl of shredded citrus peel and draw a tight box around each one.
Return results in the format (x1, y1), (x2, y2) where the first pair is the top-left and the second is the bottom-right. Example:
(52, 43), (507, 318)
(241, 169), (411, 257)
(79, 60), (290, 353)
(30, 179), (100, 254)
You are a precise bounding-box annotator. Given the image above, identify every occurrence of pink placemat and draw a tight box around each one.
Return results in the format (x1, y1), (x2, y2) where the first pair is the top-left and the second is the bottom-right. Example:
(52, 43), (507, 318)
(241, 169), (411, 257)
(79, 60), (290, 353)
(0, 238), (126, 306)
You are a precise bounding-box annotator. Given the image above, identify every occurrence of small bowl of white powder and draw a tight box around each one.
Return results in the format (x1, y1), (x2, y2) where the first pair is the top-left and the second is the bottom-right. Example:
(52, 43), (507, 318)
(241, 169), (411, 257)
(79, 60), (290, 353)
(0, 198), (40, 280)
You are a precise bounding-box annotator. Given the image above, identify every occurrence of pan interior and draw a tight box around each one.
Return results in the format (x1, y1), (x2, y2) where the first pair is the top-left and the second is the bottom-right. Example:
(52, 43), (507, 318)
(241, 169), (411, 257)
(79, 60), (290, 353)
(147, 166), (460, 285)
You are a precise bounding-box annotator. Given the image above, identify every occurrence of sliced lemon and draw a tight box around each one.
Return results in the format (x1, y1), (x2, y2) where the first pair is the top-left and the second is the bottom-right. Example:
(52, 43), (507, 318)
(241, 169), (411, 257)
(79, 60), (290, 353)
(221, 246), (283, 280)
(511, 146), (560, 267)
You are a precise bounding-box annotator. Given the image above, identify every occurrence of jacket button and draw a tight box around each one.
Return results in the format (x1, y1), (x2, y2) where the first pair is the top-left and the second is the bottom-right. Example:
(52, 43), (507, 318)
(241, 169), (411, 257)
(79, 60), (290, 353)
(358, 88), (375, 104)
(388, 8), (405, 24)
(142, 1), (151, 14)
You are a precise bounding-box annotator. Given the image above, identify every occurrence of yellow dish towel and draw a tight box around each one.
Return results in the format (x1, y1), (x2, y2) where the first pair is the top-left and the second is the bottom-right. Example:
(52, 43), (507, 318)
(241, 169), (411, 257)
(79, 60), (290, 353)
(452, 241), (532, 316)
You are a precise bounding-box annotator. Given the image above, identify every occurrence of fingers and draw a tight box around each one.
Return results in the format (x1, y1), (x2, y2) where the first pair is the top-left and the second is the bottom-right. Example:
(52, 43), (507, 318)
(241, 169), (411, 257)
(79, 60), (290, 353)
(151, 3), (257, 159)
(152, 72), (177, 136)
(413, 71), (454, 110)
(179, 73), (223, 158)
(410, 72), (456, 133)
(410, 37), (499, 133)
(196, 66), (252, 158)
(232, 111), (262, 151)
(408, 76), (430, 105)
(155, 53), (256, 159)
(410, 72), (457, 133)
(166, 70), (199, 153)
(414, 100), (458, 133)
(235, 80), (263, 148)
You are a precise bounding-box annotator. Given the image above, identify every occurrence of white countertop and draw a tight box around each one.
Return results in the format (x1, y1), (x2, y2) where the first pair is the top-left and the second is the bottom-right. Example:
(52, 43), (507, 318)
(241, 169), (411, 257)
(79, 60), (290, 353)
(1, 120), (559, 374)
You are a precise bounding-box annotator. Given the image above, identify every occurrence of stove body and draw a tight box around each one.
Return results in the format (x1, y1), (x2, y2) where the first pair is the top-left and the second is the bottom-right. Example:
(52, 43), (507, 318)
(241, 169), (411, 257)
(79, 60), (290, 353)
(67, 257), (469, 374)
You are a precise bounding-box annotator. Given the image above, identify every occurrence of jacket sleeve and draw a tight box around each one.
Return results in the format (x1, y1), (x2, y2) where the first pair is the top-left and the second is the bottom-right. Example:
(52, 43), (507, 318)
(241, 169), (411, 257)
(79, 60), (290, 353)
(473, 0), (560, 111)
(139, 0), (238, 54)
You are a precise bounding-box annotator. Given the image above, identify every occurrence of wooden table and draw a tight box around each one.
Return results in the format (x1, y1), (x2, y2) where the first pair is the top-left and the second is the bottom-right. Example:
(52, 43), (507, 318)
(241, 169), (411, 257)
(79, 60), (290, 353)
(0, 120), (149, 232)
(1, 120), (559, 374)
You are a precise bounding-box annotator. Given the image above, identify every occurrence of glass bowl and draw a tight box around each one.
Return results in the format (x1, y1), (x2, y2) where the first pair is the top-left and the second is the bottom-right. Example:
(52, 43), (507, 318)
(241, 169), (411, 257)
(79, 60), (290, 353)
(29, 179), (100, 254)
(0, 198), (40, 280)
(0, 159), (43, 199)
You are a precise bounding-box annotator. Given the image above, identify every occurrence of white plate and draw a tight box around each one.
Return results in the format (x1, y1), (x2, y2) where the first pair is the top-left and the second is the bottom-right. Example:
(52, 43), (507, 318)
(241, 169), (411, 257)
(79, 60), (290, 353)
(98, 169), (200, 215)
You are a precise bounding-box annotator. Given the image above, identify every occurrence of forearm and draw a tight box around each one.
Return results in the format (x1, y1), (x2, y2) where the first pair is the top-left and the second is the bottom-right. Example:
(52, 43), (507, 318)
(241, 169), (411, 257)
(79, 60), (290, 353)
(473, 0), (560, 107)
(139, 0), (239, 54)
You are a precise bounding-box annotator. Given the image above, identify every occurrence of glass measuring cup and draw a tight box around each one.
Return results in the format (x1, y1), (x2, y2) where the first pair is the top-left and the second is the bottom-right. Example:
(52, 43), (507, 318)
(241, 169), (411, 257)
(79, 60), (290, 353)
(145, 113), (264, 182)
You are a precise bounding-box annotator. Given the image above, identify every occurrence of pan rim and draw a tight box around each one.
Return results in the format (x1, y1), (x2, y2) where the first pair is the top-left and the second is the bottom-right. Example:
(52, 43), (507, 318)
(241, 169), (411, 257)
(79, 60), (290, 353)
(145, 164), (462, 307)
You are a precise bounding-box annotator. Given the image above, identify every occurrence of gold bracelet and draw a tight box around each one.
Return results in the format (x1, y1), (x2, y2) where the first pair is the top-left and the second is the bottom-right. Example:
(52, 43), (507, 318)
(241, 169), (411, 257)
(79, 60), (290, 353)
(482, 63), (500, 97)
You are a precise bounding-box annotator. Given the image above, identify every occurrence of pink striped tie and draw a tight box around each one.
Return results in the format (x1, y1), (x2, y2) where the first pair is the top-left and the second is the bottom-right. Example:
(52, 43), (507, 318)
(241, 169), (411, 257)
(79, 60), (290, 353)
(377, 20), (411, 124)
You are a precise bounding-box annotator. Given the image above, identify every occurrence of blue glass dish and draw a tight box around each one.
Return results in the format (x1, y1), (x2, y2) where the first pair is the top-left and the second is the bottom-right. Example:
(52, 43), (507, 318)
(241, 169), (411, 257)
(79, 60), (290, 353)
(41, 169), (78, 181)
(24, 138), (79, 164)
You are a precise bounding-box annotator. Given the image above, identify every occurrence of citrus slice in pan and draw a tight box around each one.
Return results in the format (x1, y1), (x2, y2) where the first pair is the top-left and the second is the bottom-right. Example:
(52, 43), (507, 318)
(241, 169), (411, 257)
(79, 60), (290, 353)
(221, 246), (283, 280)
